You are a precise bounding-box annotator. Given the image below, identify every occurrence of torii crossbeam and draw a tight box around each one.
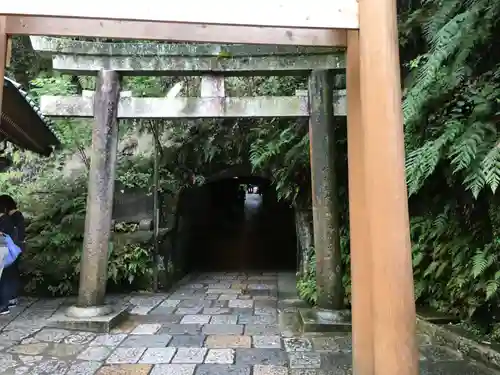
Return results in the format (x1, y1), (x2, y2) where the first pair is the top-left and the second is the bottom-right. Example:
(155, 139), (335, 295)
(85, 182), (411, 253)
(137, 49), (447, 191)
(0, 2), (418, 374)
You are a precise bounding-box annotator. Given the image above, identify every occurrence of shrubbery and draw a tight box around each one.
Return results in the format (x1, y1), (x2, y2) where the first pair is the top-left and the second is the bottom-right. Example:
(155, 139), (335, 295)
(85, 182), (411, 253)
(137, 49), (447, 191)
(18, 173), (154, 296)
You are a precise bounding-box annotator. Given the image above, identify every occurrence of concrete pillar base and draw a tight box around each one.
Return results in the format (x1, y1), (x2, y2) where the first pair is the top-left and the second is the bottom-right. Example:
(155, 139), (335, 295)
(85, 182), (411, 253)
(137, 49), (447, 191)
(66, 304), (114, 318)
(299, 307), (352, 333)
(47, 304), (128, 333)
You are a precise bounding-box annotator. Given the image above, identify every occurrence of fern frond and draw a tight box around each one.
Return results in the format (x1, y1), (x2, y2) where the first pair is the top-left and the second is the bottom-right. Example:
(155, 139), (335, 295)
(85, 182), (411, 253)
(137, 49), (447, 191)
(472, 250), (490, 278)
(480, 141), (500, 193)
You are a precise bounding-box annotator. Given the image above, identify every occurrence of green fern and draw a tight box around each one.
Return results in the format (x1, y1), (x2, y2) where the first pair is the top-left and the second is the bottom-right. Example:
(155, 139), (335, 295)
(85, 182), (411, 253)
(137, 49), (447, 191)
(404, 0), (500, 199)
(480, 144), (500, 193)
(472, 251), (490, 278)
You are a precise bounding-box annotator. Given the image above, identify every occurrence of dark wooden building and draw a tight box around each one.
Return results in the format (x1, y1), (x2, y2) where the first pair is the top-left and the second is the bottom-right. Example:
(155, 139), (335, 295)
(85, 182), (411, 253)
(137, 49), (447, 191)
(1, 77), (59, 158)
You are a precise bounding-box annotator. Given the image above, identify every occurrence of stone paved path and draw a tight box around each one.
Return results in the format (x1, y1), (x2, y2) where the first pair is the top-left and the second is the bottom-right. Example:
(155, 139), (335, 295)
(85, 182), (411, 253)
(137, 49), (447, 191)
(0, 272), (496, 374)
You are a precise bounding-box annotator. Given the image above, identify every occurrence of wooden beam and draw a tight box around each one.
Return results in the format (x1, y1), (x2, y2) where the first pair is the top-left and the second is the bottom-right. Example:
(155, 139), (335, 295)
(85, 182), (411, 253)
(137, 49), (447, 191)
(0, 17), (6, 121)
(8, 17), (347, 47)
(78, 69), (120, 309)
(50, 54), (345, 76)
(347, 30), (374, 375)
(40, 94), (348, 118)
(29, 36), (340, 56)
(359, 0), (418, 373)
(0, 1), (359, 30)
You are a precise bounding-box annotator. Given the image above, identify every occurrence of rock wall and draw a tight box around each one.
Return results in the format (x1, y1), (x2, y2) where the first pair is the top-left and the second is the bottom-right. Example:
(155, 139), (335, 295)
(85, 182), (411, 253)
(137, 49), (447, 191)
(294, 207), (314, 276)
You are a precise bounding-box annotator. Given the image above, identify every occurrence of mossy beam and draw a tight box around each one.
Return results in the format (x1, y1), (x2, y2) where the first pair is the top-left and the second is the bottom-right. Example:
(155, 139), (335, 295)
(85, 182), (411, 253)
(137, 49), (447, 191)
(40, 93), (347, 118)
(30, 36), (341, 57)
(51, 54), (345, 76)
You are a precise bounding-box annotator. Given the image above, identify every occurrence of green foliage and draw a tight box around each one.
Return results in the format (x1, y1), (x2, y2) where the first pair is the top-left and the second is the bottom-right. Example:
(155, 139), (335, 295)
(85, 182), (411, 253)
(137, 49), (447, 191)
(6, 36), (52, 87)
(250, 122), (309, 204)
(404, 0), (500, 197)
(297, 252), (317, 305)
(19, 173), (153, 296)
(22, 178), (86, 296)
(116, 155), (154, 190)
(107, 243), (153, 288)
(249, 77), (310, 205)
(410, 203), (500, 318)
(402, 0), (500, 331)
(297, 228), (351, 307)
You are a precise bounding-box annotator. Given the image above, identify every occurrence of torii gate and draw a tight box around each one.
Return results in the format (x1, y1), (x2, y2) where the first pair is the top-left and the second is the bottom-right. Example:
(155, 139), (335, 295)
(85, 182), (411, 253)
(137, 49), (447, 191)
(0, 2), (418, 374)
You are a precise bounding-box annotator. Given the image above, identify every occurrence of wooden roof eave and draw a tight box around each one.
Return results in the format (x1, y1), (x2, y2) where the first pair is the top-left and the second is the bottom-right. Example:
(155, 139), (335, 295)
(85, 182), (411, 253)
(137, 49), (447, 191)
(1, 77), (60, 156)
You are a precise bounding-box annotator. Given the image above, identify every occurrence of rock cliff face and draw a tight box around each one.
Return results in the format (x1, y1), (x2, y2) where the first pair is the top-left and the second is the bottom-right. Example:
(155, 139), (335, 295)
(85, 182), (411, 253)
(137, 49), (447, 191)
(62, 129), (159, 178)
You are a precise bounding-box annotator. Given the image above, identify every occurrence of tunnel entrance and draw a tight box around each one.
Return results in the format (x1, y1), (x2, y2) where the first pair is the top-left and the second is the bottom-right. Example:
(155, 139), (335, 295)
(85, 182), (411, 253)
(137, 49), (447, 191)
(184, 176), (297, 272)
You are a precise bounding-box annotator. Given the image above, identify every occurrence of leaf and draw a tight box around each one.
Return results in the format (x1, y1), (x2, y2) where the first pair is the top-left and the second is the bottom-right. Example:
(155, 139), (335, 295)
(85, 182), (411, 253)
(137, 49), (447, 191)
(486, 280), (499, 300)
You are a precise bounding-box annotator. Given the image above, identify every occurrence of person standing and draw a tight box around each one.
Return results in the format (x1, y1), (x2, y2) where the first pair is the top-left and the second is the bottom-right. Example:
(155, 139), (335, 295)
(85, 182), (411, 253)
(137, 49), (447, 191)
(0, 195), (24, 309)
(0, 199), (15, 315)
(0, 236), (9, 285)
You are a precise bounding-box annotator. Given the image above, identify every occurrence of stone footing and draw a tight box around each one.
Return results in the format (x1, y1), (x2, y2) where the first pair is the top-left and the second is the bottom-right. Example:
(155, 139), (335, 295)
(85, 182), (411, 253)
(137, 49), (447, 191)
(417, 318), (500, 371)
(417, 306), (460, 324)
(46, 304), (129, 333)
(66, 305), (114, 318)
(298, 308), (352, 333)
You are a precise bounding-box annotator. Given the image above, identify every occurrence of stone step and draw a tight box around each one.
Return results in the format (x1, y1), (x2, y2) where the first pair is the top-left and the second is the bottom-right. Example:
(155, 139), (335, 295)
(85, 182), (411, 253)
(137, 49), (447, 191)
(298, 308), (352, 333)
(417, 307), (461, 325)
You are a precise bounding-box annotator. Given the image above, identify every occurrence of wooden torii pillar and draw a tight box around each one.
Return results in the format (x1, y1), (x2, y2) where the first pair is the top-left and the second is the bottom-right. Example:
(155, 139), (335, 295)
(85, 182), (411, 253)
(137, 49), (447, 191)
(0, 1), (418, 373)
(0, 17), (6, 108)
(347, 1), (418, 374)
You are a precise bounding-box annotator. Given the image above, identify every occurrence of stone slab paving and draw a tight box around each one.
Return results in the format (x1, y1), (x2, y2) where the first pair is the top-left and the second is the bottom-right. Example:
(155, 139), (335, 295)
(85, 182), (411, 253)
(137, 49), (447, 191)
(0, 272), (496, 374)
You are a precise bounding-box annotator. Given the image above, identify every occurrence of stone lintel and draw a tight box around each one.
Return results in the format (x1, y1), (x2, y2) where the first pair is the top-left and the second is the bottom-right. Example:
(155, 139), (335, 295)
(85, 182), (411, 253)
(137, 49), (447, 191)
(82, 90), (132, 98)
(51, 54), (345, 76)
(41, 94), (347, 118)
(30, 36), (340, 57)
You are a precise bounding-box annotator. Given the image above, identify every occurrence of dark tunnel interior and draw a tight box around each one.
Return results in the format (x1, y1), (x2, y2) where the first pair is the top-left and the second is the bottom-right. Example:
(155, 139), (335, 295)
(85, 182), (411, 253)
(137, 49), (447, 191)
(184, 176), (298, 272)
